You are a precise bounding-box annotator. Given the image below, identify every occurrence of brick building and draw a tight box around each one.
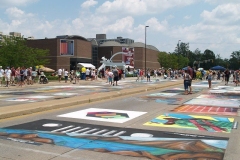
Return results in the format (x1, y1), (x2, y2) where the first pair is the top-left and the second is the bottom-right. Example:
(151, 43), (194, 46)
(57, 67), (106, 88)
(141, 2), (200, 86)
(26, 35), (92, 71)
(98, 41), (160, 70)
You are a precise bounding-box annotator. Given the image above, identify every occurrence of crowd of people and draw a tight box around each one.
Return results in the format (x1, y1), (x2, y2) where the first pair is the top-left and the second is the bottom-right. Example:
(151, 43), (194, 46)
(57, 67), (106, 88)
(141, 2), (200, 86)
(56, 67), (98, 84)
(1, 64), (239, 91)
(0, 66), (44, 87)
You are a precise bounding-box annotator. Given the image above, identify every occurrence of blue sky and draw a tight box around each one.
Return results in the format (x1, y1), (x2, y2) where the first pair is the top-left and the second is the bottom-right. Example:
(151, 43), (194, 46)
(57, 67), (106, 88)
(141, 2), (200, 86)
(0, 0), (239, 59)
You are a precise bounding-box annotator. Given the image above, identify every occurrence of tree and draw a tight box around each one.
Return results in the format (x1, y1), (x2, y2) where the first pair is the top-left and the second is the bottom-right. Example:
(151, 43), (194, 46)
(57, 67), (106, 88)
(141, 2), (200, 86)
(0, 36), (50, 68)
(158, 51), (188, 69)
(174, 42), (190, 57)
(201, 49), (215, 69)
(229, 51), (240, 70)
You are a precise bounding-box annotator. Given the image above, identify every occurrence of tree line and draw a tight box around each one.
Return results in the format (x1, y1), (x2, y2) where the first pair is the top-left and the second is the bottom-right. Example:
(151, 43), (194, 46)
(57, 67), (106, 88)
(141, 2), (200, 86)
(0, 36), (49, 69)
(158, 42), (240, 70)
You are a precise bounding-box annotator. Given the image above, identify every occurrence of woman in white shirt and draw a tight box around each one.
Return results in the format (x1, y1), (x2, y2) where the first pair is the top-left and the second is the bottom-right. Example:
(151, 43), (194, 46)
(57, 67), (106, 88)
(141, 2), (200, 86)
(64, 69), (69, 83)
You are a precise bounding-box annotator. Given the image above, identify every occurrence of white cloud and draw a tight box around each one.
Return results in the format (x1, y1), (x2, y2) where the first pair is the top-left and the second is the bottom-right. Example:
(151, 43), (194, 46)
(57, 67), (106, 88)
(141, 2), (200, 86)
(201, 3), (240, 25)
(5, 7), (24, 18)
(96, 0), (196, 15)
(81, 0), (98, 8)
(204, 0), (239, 5)
(145, 18), (168, 32)
(166, 15), (174, 20)
(0, 0), (38, 8)
(104, 16), (134, 33)
(184, 15), (191, 19)
(72, 18), (84, 29)
(1, 1), (239, 59)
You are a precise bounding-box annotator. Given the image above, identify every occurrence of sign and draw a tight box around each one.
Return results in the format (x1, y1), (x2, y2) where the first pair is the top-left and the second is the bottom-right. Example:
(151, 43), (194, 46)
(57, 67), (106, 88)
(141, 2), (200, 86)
(60, 39), (74, 56)
(122, 47), (134, 67)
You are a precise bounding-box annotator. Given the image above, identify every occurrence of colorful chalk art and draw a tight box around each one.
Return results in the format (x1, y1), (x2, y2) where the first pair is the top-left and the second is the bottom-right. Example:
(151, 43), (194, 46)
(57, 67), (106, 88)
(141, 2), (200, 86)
(140, 96), (182, 104)
(144, 113), (234, 133)
(1, 119), (229, 160)
(172, 105), (238, 116)
(58, 108), (146, 123)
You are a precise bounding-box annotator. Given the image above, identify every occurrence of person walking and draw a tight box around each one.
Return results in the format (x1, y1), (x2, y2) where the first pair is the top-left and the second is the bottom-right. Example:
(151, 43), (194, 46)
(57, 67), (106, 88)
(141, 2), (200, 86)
(57, 68), (63, 82)
(10, 67), (16, 85)
(19, 67), (25, 87)
(108, 70), (113, 85)
(136, 69), (140, 82)
(224, 69), (230, 85)
(112, 67), (119, 86)
(183, 70), (192, 95)
(75, 70), (80, 84)
(4, 67), (11, 87)
(64, 69), (69, 83)
(207, 70), (213, 89)
(147, 70), (151, 82)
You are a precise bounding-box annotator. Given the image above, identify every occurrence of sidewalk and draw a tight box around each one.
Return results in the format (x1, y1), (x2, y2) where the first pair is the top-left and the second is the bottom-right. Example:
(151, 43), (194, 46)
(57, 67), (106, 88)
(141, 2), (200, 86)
(0, 77), (183, 119)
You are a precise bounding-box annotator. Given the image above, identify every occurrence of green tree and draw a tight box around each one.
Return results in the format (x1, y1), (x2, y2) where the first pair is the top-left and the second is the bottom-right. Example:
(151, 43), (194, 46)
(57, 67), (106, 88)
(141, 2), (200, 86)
(215, 54), (227, 68)
(229, 51), (240, 70)
(0, 36), (50, 68)
(201, 49), (215, 69)
(158, 51), (188, 69)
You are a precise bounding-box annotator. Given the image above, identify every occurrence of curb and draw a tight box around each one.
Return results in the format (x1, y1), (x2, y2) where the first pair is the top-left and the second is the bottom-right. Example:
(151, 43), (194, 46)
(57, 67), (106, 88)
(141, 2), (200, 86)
(0, 81), (183, 119)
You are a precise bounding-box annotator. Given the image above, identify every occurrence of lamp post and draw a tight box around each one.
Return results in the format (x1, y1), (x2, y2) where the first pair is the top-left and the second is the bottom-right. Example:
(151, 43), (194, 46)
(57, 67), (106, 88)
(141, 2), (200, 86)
(178, 40), (181, 69)
(145, 26), (149, 76)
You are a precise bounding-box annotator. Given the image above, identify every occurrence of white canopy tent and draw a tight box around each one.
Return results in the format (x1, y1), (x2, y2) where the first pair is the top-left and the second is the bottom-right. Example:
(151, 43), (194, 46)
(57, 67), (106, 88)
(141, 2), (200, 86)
(77, 63), (96, 69)
(125, 65), (134, 69)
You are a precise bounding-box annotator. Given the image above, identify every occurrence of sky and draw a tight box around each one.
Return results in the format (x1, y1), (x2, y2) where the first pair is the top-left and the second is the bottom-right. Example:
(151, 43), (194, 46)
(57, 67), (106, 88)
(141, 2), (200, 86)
(0, 0), (239, 59)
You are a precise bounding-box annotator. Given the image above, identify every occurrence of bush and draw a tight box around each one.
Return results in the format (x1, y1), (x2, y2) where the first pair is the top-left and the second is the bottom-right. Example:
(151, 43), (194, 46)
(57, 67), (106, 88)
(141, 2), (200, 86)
(46, 75), (58, 81)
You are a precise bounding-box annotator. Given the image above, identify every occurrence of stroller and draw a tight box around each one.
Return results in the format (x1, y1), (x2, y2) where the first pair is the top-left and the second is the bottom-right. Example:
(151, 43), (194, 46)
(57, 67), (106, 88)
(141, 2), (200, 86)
(39, 72), (49, 84)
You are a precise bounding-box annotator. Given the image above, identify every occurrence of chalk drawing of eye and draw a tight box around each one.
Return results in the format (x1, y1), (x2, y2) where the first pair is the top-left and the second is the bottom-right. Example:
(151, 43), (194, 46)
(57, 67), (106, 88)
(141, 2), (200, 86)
(42, 123), (62, 127)
(130, 133), (153, 138)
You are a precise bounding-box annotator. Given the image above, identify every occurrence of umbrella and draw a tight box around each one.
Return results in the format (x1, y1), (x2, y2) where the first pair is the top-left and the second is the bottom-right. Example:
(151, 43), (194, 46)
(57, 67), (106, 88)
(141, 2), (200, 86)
(210, 65), (226, 71)
(40, 67), (55, 72)
(182, 67), (188, 70)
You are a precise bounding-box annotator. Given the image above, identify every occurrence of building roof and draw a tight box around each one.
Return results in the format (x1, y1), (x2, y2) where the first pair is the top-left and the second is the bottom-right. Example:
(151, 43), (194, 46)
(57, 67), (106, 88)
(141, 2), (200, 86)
(99, 41), (126, 47)
(56, 35), (88, 41)
(147, 45), (159, 51)
(129, 42), (145, 48)
(129, 42), (159, 51)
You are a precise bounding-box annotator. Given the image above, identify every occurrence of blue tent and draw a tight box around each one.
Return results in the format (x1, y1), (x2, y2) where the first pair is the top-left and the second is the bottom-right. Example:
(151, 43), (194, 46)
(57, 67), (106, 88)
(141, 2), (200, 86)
(210, 65), (226, 71)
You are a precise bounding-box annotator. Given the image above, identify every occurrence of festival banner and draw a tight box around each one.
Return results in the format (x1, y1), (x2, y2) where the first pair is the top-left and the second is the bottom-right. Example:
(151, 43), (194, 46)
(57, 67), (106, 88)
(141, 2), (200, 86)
(122, 47), (134, 67)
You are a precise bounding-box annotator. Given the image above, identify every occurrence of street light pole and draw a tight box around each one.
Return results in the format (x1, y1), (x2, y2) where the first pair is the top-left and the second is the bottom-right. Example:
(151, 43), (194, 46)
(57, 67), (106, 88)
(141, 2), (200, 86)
(178, 40), (181, 69)
(145, 26), (149, 76)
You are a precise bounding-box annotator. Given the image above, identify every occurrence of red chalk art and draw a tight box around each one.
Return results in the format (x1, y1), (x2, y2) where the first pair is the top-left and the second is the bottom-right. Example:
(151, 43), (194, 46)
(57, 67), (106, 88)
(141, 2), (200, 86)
(172, 105), (238, 116)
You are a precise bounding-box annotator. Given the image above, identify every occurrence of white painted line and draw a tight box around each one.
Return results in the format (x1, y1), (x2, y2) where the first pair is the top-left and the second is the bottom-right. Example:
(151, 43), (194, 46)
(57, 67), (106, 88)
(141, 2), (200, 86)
(51, 125), (74, 132)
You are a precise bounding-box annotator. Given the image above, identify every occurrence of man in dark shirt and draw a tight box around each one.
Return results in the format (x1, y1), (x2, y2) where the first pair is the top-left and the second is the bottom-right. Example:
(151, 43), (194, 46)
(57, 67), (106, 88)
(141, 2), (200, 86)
(224, 69), (230, 85)
(112, 67), (119, 86)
